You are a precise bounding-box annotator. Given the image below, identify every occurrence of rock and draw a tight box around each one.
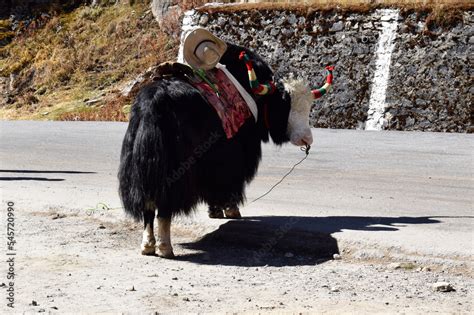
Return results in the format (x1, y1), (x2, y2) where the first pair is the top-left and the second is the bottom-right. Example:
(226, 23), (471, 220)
(281, 28), (294, 37)
(312, 25), (323, 33)
(381, 15), (394, 22)
(405, 117), (415, 128)
(199, 14), (209, 26)
(36, 86), (47, 95)
(388, 263), (401, 270)
(121, 75), (145, 97)
(418, 120), (431, 129)
(330, 21), (344, 32)
(362, 22), (373, 29)
(275, 16), (285, 26)
(432, 282), (455, 292)
(151, 0), (183, 30)
(415, 98), (427, 106)
(287, 14), (297, 25)
(51, 213), (66, 220)
(85, 98), (102, 106)
(333, 253), (342, 260)
(30, 300), (38, 306)
(217, 17), (226, 28)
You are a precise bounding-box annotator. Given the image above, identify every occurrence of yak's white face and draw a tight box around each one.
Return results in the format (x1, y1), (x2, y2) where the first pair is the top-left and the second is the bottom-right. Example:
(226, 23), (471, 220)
(283, 78), (314, 147)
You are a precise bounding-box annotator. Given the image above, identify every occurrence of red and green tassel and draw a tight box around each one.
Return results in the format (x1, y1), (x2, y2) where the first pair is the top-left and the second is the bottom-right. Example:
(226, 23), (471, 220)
(239, 50), (334, 100)
(239, 51), (276, 96)
(311, 66), (334, 99)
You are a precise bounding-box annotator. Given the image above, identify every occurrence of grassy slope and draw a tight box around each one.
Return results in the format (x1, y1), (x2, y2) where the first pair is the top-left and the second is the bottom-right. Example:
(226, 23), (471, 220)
(0, 0), (471, 121)
(0, 2), (178, 121)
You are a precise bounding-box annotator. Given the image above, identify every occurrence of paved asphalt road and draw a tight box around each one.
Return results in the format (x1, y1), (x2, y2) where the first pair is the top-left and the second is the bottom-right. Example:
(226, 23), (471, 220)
(0, 121), (473, 265)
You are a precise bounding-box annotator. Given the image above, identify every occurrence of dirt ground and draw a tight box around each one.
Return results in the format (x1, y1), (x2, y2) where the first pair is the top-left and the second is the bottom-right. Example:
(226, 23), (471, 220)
(0, 205), (472, 314)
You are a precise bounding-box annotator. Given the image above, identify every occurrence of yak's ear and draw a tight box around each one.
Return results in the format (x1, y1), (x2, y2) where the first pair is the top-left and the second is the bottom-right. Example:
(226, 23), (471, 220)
(264, 79), (291, 145)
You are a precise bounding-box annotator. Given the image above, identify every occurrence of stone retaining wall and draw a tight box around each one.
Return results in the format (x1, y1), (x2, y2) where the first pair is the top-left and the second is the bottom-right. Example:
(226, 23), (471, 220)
(183, 8), (473, 133)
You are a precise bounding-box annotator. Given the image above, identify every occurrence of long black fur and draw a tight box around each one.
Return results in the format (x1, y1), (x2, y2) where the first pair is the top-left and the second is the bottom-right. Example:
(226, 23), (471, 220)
(118, 43), (291, 221)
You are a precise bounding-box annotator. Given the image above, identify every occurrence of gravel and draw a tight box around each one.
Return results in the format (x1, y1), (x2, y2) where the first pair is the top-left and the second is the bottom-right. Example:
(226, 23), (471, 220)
(8, 206), (473, 313)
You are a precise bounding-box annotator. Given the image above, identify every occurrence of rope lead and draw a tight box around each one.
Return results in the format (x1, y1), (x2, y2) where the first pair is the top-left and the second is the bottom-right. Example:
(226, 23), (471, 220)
(250, 144), (311, 204)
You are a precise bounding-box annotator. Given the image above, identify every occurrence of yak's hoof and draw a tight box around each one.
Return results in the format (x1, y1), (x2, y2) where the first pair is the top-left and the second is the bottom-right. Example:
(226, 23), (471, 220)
(158, 244), (175, 259)
(208, 209), (224, 219)
(141, 244), (156, 256)
(224, 208), (242, 219)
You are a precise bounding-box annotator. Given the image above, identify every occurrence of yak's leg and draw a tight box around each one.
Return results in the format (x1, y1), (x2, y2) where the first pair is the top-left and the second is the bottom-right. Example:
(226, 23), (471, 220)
(224, 204), (242, 219)
(141, 210), (156, 255)
(157, 217), (175, 258)
(208, 203), (241, 219)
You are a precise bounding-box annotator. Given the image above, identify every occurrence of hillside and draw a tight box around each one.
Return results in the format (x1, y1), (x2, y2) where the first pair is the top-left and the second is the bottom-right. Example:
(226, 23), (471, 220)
(0, 1), (178, 121)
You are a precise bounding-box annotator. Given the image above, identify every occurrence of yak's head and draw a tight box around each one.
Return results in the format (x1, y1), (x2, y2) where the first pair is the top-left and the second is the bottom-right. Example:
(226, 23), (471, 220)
(220, 43), (313, 147)
(281, 77), (314, 146)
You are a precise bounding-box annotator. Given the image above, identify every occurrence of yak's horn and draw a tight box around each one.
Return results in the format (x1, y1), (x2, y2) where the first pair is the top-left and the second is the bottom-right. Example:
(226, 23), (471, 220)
(239, 51), (276, 96)
(312, 66), (334, 99)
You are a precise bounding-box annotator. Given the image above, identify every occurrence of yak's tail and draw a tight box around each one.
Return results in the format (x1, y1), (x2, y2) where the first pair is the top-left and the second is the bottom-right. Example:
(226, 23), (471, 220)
(118, 89), (166, 221)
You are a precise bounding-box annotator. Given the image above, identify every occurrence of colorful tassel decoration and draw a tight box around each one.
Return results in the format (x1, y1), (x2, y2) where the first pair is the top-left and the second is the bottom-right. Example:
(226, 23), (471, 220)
(239, 51), (276, 96)
(311, 66), (334, 99)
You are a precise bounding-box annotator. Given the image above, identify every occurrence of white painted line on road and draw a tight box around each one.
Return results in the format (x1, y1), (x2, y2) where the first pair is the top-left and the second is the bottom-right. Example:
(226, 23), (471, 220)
(365, 9), (399, 131)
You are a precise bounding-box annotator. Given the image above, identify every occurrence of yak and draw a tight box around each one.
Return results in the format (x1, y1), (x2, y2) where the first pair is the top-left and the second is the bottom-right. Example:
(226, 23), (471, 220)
(118, 42), (316, 258)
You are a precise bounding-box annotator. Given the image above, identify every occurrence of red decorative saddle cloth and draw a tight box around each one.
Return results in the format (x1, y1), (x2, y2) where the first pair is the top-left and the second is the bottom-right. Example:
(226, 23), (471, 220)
(191, 69), (252, 139)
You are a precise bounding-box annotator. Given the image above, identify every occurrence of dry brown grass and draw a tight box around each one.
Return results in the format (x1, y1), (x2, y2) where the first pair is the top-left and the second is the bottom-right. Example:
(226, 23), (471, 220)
(0, 2), (179, 120)
(1, 4), (177, 86)
(58, 94), (132, 122)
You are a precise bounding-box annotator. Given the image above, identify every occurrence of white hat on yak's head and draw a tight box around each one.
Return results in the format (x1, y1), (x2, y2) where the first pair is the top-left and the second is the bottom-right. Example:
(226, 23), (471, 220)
(183, 28), (227, 71)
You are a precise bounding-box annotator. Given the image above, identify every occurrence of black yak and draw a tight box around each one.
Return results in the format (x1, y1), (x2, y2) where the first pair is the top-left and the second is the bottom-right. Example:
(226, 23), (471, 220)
(118, 42), (317, 258)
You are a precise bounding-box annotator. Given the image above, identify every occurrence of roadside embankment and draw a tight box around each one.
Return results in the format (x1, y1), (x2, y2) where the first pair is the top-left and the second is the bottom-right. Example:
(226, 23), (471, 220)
(182, 5), (472, 132)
